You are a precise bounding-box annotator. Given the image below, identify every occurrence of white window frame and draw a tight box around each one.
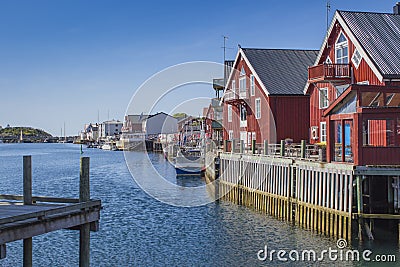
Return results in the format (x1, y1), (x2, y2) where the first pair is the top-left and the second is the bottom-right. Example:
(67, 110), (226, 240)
(335, 32), (349, 64)
(319, 88), (329, 109)
(239, 77), (246, 93)
(228, 130), (233, 140)
(227, 104), (232, 122)
(255, 98), (261, 119)
(232, 80), (236, 95)
(325, 56), (332, 64)
(320, 122), (327, 143)
(250, 75), (255, 96)
(240, 66), (246, 76)
(240, 104), (247, 127)
(351, 49), (362, 69)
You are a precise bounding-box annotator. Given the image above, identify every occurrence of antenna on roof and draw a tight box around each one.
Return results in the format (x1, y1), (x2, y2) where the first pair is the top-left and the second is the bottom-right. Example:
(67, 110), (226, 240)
(326, 0), (331, 32)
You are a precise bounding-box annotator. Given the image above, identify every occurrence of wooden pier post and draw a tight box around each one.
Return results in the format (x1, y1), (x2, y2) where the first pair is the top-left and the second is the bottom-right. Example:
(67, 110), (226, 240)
(280, 140), (285, 157)
(79, 157), (90, 267)
(300, 140), (306, 159)
(252, 140), (256, 154)
(239, 140), (244, 154)
(263, 140), (269, 155)
(23, 155), (32, 267)
(356, 175), (364, 241)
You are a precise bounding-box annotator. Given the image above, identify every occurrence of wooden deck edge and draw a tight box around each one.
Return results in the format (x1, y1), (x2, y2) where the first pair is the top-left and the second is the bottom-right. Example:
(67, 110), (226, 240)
(0, 194), (80, 203)
(0, 200), (101, 226)
(0, 209), (100, 244)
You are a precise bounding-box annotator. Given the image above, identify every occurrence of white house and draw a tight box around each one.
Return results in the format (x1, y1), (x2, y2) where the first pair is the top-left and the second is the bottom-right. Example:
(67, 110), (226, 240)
(99, 120), (123, 138)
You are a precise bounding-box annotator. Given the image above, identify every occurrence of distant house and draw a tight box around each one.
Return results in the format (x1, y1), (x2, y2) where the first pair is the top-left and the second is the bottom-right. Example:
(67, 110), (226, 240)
(204, 98), (223, 143)
(99, 120), (123, 138)
(143, 112), (178, 139)
(305, 5), (400, 165)
(223, 47), (318, 147)
(81, 123), (99, 141)
(122, 114), (149, 133)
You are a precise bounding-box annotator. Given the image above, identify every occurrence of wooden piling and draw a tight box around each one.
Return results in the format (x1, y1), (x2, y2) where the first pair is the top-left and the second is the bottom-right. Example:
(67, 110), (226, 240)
(263, 140), (269, 155)
(79, 157), (90, 267)
(300, 140), (306, 159)
(0, 244), (5, 259)
(356, 175), (363, 241)
(23, 155), (32, 267)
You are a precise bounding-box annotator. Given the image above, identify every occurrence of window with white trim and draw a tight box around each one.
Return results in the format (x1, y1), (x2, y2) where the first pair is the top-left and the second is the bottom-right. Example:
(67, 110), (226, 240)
(335, 32), (348, 64)
(240, 104), (247, 127)
(250, 75), (255, 96)
(319, 88), (329, 109)
(255, 98), (261, 119)
(239, 77), (246, 93)
(325, 56), (332, 64)
(232, 80), (236, 94)
(227, 104), (232, 122)
(228, 130), (233, 140)
(320, 122), (327, 143)
(351, 49), (362, 69)
(240, 66), (245, 76)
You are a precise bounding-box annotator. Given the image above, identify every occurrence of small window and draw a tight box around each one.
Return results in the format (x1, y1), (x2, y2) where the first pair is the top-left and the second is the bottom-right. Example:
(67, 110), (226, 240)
(255, 98), (261, 119)
(232, 80), (236, 93)
(320, 122), (327, 143)
(240, 66), (245, 76)
(227, 105), (232, 122)
(240, 105), (247, 122)
(228, 130), (233, 140)
(363, 119), (395, 147)
(250, 75), (255, 96)
(335, 32), (348, 64)
(325, 56), (332, 64)
(319, 88), (329, 109)
(351, 49), (362, 69)
(239, 77), (246, 93)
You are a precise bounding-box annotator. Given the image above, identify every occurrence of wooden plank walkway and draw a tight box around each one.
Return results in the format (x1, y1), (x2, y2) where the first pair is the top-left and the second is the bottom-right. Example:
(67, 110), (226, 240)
(0, 156), (101, 267)
(0, 200), (101, 243)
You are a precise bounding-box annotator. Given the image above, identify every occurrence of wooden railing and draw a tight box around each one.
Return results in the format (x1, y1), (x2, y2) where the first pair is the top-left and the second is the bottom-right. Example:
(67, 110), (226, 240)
(308, 64), (351, 82)
(224, 139), (323, 161)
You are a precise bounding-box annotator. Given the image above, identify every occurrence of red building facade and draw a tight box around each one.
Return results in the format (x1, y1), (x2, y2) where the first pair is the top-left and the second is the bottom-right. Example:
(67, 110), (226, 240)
(223, 48), (317, 147)
(306, 10), (400, 165)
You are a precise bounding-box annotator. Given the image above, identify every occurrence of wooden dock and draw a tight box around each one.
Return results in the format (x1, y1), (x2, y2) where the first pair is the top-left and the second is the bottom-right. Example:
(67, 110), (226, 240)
(0, 156), (101, 267)
(206, 140), (400, 242)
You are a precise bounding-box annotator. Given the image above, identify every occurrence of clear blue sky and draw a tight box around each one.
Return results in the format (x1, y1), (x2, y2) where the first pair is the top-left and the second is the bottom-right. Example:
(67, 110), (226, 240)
(0, 0), (396, 136)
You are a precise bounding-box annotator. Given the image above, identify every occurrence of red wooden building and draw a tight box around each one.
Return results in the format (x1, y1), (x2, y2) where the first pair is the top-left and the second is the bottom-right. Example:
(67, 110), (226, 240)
(223, 48), (318, 146)
(305, 7), (400, 165)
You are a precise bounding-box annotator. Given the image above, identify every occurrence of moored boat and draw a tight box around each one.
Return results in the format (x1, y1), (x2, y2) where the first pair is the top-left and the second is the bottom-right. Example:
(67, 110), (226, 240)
(174, 148), (204, 176)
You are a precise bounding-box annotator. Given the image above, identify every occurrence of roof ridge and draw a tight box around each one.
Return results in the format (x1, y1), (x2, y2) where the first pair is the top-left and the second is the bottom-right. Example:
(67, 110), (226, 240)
(241, 48), (318, 52)
(337, 9), (397, 16)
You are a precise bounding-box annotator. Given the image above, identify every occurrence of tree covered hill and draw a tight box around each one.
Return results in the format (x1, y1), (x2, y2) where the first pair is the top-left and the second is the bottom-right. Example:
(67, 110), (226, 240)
(0, 127), (52, 142)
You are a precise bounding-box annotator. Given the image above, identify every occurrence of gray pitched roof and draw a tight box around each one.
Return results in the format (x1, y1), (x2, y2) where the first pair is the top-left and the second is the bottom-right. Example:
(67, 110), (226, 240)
(126, 114), (149, 123)
(338, 11), (400, 79)
(242, 48), (318, 95)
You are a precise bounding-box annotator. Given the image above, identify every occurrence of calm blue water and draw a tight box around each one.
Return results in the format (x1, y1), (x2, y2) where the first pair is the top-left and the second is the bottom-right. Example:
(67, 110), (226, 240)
(0, 143), (399, 266)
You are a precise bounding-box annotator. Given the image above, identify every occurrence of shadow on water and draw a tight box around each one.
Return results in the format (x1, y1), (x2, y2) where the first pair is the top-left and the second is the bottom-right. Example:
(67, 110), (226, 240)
(175, 175), (204, 187)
